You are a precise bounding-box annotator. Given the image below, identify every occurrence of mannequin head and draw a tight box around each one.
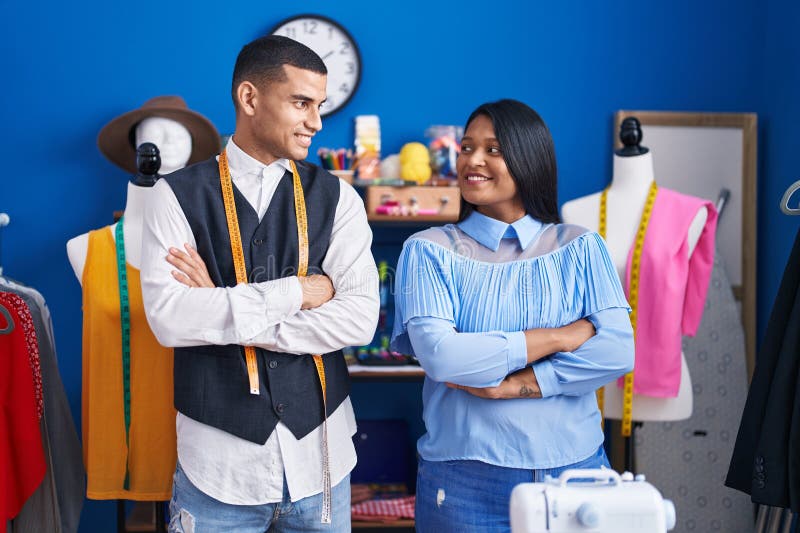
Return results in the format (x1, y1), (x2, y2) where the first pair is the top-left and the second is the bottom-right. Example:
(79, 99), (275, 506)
(135, 116), (192, 175)
(457, 99), (560, 224)
(98, 95), (219, 175)
(615, 117), (649, 157)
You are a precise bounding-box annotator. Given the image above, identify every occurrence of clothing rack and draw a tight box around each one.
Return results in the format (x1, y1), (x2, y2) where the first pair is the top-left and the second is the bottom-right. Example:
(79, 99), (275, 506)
(754, 505), (796, 533)
(780, 179), (800, 215)
(766, 181), (800, 530)
(716, 188), (730, 218)
(0, 298), (12, 335)
(0, 212), (9, 276)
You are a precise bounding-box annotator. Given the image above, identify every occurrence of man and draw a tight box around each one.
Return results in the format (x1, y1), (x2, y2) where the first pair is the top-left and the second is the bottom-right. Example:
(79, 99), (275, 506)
(141, 35), (379, 532)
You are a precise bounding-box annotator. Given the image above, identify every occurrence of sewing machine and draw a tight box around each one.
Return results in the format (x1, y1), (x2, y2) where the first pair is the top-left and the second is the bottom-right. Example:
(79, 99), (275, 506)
(510, 469), (676, 532)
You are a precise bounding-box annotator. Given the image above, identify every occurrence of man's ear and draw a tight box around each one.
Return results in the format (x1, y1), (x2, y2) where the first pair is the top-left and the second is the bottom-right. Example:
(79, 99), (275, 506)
(236, 81), (258, 116)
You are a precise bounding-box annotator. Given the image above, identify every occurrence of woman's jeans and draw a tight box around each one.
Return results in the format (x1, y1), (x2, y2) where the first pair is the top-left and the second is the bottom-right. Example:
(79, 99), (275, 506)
(415, 445), (610, 533)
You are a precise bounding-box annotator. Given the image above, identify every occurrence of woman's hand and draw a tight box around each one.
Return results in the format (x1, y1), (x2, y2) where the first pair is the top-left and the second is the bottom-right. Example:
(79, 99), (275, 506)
(558, 318), (596, 353)
(166, 244), (214, 288)
(523, 317), (597, 364)
(446, 367), (542, 399)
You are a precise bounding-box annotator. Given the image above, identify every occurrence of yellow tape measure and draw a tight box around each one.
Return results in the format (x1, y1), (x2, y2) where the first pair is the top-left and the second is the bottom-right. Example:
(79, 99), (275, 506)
(288, 159), (331, 524)
(598, 181), (657, 437)
(288, 161), (327, 400)
(596, 197), (607, 427)
(219, 151), (261, 395)
(219, 153), (331, 522)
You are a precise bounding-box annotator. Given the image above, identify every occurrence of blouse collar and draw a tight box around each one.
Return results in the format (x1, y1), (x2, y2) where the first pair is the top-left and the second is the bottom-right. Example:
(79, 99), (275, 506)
(458, 210), (544, 251)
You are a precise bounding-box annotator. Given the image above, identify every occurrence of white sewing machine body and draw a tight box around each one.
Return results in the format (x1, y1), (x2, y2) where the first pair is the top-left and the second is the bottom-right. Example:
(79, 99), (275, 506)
(510, 469), (676, 533)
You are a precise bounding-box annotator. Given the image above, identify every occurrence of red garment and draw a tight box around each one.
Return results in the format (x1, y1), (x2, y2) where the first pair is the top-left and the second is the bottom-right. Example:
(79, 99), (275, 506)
(351, 495), (416, 521)
(0, 292), (45, 532)
(2, 294), (42, 419)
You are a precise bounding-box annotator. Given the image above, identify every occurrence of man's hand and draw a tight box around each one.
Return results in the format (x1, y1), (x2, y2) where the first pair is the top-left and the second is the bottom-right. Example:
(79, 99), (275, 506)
(558, 318), (596, 353)
(167, 244), (214, 288)
(167, 244), (334, 310)
(446, 367), (542, 399)
(299, 275), (335, 309)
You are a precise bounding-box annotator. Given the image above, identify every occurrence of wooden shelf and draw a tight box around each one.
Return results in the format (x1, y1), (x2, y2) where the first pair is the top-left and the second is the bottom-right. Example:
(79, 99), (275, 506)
(352, 518), (415, 529)
(367, 214), (457, 223)
(348, 364), (425, 381)
(364, 185), (461, 223)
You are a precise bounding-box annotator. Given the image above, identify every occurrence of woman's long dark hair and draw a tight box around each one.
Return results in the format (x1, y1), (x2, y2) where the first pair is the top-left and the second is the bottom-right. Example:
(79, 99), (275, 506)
(458, 99), (561, 224)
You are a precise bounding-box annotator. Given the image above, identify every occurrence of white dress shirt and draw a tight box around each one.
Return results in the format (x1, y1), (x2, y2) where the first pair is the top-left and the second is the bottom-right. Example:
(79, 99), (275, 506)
(140, 139), (379, 504)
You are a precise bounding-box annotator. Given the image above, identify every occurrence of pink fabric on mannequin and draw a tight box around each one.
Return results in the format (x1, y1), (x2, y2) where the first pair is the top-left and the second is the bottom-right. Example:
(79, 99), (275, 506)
(619, 187), (718, 397)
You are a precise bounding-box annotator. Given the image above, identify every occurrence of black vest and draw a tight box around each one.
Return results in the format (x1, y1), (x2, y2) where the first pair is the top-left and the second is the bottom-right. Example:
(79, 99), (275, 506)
(165, 157), (350, 444)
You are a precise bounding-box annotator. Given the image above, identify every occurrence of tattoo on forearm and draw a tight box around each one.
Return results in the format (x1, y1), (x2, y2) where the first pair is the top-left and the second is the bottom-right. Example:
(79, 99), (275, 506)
(519, 385), (542, 398)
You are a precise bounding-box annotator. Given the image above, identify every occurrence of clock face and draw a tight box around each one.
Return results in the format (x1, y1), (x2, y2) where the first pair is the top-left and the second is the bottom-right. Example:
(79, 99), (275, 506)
(270, 15), (361, 117)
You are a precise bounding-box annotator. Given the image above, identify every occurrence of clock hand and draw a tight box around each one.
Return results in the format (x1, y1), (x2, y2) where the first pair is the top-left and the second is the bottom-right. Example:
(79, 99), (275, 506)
(321, 51), (334, 60)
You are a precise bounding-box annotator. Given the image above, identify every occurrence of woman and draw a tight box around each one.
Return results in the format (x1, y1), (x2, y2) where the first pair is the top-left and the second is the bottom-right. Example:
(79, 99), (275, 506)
(391, 99), (635, 532)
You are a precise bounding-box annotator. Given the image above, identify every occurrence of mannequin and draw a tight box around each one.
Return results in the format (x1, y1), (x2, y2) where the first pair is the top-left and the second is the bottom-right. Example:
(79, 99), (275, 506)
(66, 98), (217, 529)
(134, 117), (192, 175)
(561, 118), (707, 421)
(67, 117), (190, 278)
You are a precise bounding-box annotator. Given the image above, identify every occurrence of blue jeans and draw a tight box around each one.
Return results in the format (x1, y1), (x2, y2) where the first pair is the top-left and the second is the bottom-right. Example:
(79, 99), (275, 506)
(168, 462), (351, 532)
(415, 445), (610, 533)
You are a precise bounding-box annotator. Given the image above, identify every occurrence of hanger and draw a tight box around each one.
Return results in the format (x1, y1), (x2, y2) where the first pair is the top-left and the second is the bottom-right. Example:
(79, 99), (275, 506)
(716, 188), (731, 218)
(780, 179), (800, 215)
(0, 212), (8, 276)
(0, 302), (13, 335)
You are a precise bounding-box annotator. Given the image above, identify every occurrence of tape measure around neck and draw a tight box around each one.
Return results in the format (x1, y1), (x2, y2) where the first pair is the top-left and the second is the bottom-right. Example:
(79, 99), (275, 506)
(218, 152), (331, 523)
(288, 159), (331, 524)
(598, 180), (658, 437)
(114, 218), (132, 490)
(218, 151), (261, 395)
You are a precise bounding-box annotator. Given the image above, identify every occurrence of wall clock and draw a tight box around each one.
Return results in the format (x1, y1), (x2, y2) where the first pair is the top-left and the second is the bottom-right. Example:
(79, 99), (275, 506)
(270, 14), (362, 117)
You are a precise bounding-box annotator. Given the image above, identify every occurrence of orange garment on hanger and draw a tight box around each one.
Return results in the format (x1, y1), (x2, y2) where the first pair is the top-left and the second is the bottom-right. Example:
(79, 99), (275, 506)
(81, 227), (176, 500)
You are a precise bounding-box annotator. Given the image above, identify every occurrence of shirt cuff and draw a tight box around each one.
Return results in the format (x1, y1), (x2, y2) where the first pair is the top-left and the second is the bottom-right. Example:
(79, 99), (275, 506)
(532, 359), (561, 398)
(507, 331), (528, 375)
(230, 277), (303, 342)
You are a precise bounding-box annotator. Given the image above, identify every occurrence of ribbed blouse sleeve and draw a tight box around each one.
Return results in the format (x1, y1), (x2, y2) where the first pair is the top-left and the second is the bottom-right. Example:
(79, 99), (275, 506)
(574, 232), (631, 316)
(390, 238), (528, 387)
(532, 232), (634, 397)
(390, 238), (458, 356)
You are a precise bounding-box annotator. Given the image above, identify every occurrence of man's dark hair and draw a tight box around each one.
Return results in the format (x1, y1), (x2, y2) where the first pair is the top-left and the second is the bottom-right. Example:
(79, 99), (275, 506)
(459, 99), (561, 224)
(231, 35), (327, 107)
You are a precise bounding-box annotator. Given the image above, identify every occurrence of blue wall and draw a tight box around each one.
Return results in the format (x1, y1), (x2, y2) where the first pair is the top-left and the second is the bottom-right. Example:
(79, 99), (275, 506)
(1, 0), (797, 530)
(756, 0), (800, 334)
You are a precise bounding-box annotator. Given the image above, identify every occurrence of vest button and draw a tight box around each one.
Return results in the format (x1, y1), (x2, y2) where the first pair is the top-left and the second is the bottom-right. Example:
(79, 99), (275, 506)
(253, 238), (264, 245)
(276, 403), (285, 414)
(269, 360), (278, 369)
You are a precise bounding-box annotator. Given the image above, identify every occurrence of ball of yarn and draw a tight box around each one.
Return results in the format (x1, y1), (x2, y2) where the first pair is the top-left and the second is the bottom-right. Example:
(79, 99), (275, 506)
(399, 142), (432, 185)
(379, 154), (401, 179)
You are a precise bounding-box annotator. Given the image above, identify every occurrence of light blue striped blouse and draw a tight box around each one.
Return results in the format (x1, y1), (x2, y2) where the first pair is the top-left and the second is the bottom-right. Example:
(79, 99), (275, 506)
(391, 211), (634, 469)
